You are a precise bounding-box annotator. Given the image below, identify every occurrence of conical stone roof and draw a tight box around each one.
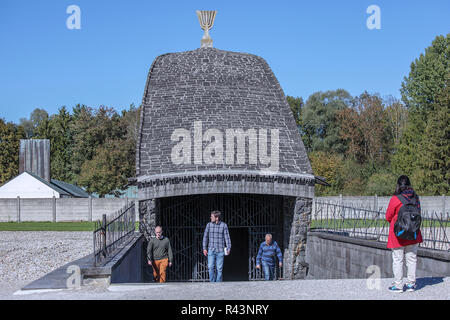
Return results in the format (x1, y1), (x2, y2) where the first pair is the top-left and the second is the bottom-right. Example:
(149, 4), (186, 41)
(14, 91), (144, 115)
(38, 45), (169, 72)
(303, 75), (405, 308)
(137, 47), (314, 199)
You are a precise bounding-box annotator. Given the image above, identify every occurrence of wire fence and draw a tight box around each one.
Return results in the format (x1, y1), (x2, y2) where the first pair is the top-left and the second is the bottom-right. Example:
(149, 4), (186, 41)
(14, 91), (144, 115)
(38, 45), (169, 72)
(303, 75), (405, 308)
(311, 200), (450, 251)
(93, 202), (136, 266)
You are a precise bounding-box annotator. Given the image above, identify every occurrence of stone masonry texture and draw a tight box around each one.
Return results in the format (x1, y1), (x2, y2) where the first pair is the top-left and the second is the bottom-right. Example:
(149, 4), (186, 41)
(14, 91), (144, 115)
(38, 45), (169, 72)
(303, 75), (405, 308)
(137, 47), (312, 180)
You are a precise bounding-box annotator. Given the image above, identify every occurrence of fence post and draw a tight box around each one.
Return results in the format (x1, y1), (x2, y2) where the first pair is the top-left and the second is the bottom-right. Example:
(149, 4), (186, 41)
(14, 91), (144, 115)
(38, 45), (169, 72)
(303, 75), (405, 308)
(52, 196), (56, 222)
(312, 197), (316, 221)
(88, 196), (92, 222)
(374, 194), (378, 211)
(102, 214), (107, 257)
(135, 199), (139, 223)
(16, 196), (20, 223)
(442, 195), (446, 215)
(339, 194), (343, 207)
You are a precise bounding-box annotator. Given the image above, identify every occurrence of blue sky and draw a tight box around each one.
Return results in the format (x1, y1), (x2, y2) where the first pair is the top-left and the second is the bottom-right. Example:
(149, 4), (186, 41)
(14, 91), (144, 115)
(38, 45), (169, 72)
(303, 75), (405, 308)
(0, 0), (449, 124)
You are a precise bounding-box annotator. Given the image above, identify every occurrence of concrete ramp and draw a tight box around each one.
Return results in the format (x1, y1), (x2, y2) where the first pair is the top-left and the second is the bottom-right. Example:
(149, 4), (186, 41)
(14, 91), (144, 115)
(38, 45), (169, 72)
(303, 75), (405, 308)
(20, 232), (144, 291)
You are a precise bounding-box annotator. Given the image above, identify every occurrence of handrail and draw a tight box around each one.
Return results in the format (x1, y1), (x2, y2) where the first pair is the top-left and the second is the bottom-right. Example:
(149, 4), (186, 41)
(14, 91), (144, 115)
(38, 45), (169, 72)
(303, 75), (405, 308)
(312, 200), (449, 251)
(93, 202), (136, 266)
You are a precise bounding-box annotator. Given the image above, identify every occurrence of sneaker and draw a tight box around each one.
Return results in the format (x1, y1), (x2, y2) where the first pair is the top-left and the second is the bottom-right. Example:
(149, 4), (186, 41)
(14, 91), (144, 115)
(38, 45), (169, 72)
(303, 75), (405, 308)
(405, 284), (416, 292)
(388, 285), (403, 293)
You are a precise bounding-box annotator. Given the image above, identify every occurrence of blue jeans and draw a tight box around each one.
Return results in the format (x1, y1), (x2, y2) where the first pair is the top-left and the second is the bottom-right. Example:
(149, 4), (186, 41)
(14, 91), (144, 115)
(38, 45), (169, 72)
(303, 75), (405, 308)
(208, 249), (225, 282)
(262, 261), (275, 281)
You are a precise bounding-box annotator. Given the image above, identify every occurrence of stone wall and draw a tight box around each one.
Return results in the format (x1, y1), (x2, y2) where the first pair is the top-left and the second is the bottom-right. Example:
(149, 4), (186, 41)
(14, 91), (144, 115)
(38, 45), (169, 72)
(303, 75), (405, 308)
(283, 196), (312, 280)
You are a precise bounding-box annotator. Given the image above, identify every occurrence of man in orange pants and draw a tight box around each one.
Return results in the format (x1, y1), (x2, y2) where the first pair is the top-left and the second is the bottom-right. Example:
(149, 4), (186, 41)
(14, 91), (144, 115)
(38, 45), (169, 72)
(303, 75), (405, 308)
(147, 226), (173, 283)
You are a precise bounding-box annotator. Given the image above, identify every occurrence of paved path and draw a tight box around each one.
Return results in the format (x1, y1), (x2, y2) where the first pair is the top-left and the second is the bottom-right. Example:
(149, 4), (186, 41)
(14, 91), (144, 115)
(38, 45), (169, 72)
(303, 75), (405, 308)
(3, 277), (449, 300)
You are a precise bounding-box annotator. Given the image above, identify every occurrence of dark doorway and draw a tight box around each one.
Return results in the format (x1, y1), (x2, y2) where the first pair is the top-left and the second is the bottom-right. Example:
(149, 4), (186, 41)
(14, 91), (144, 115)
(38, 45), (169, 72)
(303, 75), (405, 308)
(158, 193), (284, 281)
(223, 228), (249, 281)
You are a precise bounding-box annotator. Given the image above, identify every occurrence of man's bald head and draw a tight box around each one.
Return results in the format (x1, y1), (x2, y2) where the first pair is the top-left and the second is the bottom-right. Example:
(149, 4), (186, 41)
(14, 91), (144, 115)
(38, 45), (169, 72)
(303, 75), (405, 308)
(155, 226), (163, 238)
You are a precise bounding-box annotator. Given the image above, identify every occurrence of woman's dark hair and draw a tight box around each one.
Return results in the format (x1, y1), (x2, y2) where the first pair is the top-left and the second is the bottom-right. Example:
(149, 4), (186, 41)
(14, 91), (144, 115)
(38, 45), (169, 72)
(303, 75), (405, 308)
(395, 175), (412, 195)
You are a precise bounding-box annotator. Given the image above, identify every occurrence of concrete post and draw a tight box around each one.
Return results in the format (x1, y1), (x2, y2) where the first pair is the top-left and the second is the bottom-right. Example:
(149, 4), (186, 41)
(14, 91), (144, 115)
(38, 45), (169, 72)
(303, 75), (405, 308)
(52, 196), (56, 222)
(442, 195), (446, 215)
(16, 196), (20, 223)
(135, 199), (139, 223)
(88, 196), (93, 222)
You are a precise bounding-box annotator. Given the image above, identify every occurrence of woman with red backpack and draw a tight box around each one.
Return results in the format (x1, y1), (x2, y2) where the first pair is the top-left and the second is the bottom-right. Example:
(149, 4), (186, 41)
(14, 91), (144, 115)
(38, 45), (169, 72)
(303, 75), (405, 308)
(386, 175), (423, 293)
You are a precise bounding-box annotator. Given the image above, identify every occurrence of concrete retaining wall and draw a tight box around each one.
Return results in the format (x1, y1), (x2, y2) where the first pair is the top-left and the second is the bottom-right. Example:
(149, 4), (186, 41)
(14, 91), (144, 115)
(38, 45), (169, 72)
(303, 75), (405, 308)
(0, 198), (137, 222)
(82, 233), (150, 284)
(110, 234), (148, 283)
(306, 231), (450, 280)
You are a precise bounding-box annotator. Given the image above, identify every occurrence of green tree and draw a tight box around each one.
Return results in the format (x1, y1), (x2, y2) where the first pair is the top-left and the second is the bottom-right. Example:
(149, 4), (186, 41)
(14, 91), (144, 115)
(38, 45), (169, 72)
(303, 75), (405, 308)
(70, 104), (96, 178)
(394, 34), (450, 178)
(19, 108), (49, 138)
(286, 96), (304, 129)
(78, 138), (135, 197)
(0, 119), (25, 184)
(339, 158), (367, 195)
(384, 96), (408, 147)
(365, 172), (397, 196)
(301, 89), (351, 154)
(337, 92), (389, 164)
(71, 105), (128, 185)
(401, 34), (450, 114)
(72, 104), (139, 196)
(308, 151), (344, 195)
(48, 107), (73, 182)
(414, 83), (450, 195)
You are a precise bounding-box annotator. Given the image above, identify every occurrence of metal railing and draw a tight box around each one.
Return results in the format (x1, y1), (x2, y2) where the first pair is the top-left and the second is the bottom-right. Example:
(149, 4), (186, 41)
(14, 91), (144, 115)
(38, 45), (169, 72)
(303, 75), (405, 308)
(311, 200), (450, 251)
(93, 202), (136, 266)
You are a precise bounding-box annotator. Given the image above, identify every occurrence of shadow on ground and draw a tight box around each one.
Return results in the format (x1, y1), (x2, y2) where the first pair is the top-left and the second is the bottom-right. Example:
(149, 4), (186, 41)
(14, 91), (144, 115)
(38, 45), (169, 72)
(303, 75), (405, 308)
(415, 277), (444, 290)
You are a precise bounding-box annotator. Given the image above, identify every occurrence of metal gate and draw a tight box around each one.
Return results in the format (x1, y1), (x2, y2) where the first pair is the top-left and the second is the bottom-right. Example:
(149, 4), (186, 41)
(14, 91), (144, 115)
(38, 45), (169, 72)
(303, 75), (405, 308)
(159, 193), (283, 281)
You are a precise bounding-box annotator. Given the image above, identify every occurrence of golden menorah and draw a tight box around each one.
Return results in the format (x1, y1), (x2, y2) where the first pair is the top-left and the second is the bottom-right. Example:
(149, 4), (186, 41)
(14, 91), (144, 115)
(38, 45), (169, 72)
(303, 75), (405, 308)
(196, 10), (217, 48)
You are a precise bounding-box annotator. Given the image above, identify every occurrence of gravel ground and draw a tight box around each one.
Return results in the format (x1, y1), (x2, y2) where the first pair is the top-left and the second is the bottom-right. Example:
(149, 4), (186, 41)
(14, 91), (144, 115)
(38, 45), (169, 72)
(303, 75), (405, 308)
(0, 231), (92, 287)
(3, 277), (450, 300)
(0, 231), (448, 301)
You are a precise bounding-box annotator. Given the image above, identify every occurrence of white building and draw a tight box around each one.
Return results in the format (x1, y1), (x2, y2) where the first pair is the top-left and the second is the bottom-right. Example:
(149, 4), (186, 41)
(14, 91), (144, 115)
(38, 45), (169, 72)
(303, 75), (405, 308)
(0, 171), (90, 198)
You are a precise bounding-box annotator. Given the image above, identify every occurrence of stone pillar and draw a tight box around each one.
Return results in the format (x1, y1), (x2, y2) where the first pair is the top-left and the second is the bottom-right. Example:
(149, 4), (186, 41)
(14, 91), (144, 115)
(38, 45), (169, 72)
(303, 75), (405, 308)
(139, 199), (157, 241)
(139, 198), (158, 283)
(283, 196), (313, 280)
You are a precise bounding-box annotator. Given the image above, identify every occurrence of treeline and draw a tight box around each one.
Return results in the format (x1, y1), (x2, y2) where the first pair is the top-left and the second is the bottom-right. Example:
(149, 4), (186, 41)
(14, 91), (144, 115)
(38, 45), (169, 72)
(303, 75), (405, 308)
(0, 105), (139, 197)
(0, 34), (448, 197)
(287, 34), (449, 196)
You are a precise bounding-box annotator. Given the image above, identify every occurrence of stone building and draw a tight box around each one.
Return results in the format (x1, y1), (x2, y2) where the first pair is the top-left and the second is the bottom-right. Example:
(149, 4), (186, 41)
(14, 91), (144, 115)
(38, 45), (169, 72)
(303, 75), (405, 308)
(137, 43), (315, 281)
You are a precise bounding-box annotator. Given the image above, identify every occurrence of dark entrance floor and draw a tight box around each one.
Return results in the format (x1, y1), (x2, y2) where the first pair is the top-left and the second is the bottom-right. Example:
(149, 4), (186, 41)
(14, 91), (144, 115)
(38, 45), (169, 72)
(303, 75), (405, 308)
(223, 228), (249, 281)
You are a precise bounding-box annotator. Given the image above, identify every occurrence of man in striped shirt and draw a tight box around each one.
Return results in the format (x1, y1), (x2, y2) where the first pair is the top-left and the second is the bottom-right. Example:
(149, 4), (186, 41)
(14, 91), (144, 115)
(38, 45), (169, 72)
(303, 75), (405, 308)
(202, 210), (231, 282)
(256, 234), (283, 281)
